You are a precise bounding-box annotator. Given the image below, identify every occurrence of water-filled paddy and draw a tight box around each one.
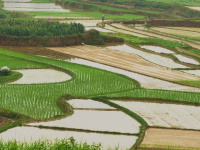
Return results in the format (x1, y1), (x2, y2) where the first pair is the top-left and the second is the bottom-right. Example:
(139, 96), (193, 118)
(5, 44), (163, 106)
(3, 3), (68, 12)
(9, 69), (72, 84)
(0, 126), (137, 150)
(111, 100), (200, 129)
(60, 20), (101, 27)
(106, 44), (187, 68)
(174, 54), (199, 65)
(3, 0), (31, 2)
(68, 99), (116, 109)
(183, 70), (200, 76)
(140, 45), (175, 54)
(28, 110), (141, 133)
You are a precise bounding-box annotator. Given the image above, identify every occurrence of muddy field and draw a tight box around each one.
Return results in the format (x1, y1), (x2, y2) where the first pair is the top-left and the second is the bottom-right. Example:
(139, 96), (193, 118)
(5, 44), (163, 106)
(140, 128), (200, 149)
(151, 27), (200, 37)
(0, 117), (12, 127)
(48, 45), (199, 81)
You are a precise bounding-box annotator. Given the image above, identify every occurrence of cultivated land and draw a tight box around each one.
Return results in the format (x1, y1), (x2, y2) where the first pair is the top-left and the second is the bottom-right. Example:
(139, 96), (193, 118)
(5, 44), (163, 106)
(1, 0), (200, 149)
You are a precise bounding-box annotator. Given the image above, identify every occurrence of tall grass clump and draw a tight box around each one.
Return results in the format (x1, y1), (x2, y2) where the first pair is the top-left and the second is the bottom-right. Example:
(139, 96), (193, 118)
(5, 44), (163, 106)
(0, 137), (101, 150)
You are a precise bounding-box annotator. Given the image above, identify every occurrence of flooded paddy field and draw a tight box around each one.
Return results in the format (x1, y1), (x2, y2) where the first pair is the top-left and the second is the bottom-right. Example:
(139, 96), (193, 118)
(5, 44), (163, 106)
(68, 99), (116, 109)
(140, 128), (200, 149)
(9, 69), (72, 84)
(28, 109), (140, 134)
(111, 100), (200, 129)
(166, 27), (200, 33)
(183, 70), (200, 76)
(60, 20), (102, 27)
(0, 126), (137, 150)
(140, 45), (175, 54)
(187, 7), (200, 11)
(3, 2), (68, 12)
(174, 54), (200, 65)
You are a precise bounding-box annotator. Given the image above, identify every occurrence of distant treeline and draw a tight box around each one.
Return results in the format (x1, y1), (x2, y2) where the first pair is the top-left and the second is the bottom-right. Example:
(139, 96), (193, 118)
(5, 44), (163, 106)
(89, 0), (200, 18)
(0, 20), (85, 36)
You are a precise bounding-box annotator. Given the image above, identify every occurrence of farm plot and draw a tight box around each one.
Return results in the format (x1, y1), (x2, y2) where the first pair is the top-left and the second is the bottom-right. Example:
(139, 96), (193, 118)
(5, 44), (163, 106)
(9, 69), (72, 84)
(28, 110), (140, 134)
(65, 58), (200, 92)
(60, 20), (101, 27)
(106, 44), (186, 68)
(173, 54), (200, 65)
(183, 70), (200, 76)
(48, 45), (200, 81)
(68, 99), (116, 109)
(104, 25), (148, 37)
(0, 126), (137, 150)
(166, 27), (200, 33)
(140, 128), (200, 149)
(3, 2), (68, 12)
(0, 48), (137, 118)
(151, 27), (200, 37)
(140, 45), (175, 54)
(110, 100), (200, 130)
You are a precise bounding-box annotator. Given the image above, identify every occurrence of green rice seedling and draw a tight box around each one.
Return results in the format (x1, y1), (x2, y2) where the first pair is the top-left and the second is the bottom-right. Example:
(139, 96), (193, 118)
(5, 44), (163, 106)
(0, 48), (137, 119)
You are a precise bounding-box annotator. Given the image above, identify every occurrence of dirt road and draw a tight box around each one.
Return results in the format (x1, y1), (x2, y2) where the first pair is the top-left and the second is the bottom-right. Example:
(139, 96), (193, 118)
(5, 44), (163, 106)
(48, 45), (200, 81)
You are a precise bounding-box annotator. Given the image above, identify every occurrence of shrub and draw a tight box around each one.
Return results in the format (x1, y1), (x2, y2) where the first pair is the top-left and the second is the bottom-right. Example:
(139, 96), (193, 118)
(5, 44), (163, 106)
(0, 66), (10, 76)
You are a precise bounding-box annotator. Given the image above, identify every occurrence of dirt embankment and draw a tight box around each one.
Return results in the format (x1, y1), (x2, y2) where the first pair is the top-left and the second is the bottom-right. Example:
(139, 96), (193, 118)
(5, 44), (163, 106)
(148, 20), (200, 27)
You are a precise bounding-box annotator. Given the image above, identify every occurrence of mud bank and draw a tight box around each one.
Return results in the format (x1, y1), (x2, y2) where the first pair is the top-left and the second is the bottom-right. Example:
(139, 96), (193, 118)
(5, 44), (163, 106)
(148, 20), (200, 27)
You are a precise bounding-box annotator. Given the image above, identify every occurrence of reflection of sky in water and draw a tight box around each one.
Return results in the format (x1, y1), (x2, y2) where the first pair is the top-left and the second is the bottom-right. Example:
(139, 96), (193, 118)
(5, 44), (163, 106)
(3, 2), (69, 12)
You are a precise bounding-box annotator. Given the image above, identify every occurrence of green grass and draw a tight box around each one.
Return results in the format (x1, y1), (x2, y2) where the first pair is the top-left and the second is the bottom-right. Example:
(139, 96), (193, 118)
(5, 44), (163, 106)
(0, 48), (137, 119)
(0, 71), (22, 84)
(23, 11), (145, 20)
(0, 137), (102, 150)
(0, 54), (49, 69)
(176, 80), (200, 88)
(101, 89), (200, 104)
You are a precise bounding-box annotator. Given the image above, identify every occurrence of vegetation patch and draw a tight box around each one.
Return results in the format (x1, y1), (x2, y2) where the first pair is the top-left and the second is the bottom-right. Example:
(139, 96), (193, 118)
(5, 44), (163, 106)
(0, 71), (22, 84)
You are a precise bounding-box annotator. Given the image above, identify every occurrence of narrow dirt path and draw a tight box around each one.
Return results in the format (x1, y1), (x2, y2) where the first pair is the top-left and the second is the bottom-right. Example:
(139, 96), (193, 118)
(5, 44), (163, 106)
(48, 45), (200, 81)
(111, 23), (200, 50)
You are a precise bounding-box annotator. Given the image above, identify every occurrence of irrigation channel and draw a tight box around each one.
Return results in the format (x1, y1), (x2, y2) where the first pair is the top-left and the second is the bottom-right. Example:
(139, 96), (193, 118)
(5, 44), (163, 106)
(1, 3), (200, 148)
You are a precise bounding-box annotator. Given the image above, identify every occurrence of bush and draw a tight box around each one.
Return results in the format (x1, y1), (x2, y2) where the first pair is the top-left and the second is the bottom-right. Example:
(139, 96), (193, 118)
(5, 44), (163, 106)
(83, 29), (105, 45)
(0, 66), (10, 76)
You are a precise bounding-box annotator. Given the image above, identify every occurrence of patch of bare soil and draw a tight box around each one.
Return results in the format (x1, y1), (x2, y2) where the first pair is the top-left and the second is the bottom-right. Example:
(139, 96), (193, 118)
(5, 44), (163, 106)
(140, 128), (200, 149)
(0, 46), (75, 60)
(0, 116), (12, 127)
(48, 45), (200, 81)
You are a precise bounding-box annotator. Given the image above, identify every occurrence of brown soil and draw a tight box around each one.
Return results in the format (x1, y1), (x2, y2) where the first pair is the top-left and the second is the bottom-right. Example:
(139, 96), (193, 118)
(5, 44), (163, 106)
(149, 20), (200, 27)
(48, 45), (200, 81)
(140, 128), (200, 149)
(0, 116), (13, 127)
(0, 46), (75, 60)
(176, 47), (200, 59)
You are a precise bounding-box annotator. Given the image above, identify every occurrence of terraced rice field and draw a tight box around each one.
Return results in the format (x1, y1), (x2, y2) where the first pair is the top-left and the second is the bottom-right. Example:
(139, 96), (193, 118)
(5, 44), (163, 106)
(151, 27), (200, 37)
(48, 45), (199, 81)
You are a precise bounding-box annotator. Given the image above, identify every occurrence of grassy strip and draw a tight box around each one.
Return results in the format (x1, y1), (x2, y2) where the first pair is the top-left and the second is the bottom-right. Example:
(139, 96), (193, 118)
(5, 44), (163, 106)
(23, 11), (145, 20)
(0, 137), (102, 150)
(92, 97), (148, 149)
(175, 80), (200, 88)
(171, 33), (200, 42)
(0, 71), (22, 84)
(100, 89), (200, 104)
